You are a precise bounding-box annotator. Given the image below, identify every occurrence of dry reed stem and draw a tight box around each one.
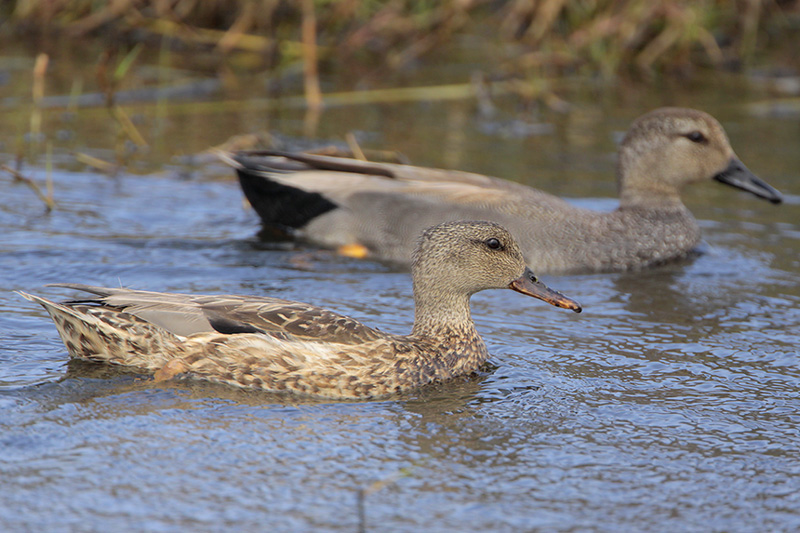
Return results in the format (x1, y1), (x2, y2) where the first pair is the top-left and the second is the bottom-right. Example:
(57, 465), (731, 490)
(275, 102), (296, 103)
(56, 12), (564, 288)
(696, 27), (724, 66)
(30, 53), (48, 140)
(95, 45), (149, 152)
(206, 133), (273, 154)
(74, 152), (118, 174)
(2, 165), (56, 211)
(345, 132), (367, 161)
(67, 78), (84, 114)
(301, 0), (323, 112)
(529, 0), (568, 42)
(113, 105), (148, 147)
(217, 1), (255, 54)
(45, 142), (53, 204)
(636, 14), (684, 71)
(141, 18), (304, 56)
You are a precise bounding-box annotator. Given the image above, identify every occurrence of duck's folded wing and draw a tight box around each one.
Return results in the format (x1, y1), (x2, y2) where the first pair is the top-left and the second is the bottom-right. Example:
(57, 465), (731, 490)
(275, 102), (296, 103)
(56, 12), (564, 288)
(226, 150), (569, 211)
(228, 150), (558, 196)
(195, 298), (386, 345)
(49, 284), (385, 345)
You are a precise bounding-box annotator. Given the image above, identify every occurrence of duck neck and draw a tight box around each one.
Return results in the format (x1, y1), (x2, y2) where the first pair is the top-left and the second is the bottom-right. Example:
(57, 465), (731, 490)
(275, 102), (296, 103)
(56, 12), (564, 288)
(411, 285), (476, 338)
(619, 186), (685, 210)
(617, 146), (689, 211)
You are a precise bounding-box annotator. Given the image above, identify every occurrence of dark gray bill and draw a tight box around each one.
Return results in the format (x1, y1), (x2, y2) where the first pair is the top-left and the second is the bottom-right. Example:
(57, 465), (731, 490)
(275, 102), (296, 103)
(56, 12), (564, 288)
(714, 158), (782, 204)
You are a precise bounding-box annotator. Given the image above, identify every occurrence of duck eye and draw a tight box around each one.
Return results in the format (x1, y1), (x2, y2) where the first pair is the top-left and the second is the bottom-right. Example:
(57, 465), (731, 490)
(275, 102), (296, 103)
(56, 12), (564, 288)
(485, 237), (502, 250)
(685, 131), (706, 143)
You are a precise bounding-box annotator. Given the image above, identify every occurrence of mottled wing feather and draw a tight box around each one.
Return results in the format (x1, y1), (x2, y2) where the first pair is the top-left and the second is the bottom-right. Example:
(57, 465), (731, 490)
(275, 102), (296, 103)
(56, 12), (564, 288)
(49, 285), (385, 346)
(197, 299), (386, 345)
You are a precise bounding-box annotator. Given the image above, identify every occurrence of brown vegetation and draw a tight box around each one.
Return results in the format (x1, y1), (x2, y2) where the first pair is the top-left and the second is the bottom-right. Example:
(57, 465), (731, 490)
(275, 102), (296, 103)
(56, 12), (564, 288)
(2, 0), (799, 79)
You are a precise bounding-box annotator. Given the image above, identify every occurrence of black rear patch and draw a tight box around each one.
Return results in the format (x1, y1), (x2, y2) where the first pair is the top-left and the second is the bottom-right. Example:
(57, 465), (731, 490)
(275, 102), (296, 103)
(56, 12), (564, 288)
(237, 168), (338, 231)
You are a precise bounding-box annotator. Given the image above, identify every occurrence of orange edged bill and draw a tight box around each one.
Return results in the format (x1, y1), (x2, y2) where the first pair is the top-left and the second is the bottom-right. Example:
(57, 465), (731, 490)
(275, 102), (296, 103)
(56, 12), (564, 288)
(509, 267), (582, 313)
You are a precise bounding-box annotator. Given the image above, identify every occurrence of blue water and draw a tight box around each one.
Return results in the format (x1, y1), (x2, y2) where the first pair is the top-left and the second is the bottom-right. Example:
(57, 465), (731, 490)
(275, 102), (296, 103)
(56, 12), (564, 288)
(1, 53), (800, 532)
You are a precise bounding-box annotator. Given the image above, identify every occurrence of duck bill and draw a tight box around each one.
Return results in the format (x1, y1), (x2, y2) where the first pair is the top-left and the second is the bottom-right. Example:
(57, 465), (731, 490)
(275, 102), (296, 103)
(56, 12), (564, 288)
(713, 158), (782, 204)
(509, 268), (582, 313)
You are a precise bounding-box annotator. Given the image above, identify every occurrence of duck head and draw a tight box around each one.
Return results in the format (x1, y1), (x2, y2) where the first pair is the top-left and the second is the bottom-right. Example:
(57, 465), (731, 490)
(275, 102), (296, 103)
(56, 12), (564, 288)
(412, 220), (581, 313)
(617, 107), (782, 208)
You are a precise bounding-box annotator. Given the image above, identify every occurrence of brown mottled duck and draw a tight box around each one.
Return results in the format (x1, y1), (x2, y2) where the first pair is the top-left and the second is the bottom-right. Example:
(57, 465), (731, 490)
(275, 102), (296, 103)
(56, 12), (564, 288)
(20, 221), (581, 400)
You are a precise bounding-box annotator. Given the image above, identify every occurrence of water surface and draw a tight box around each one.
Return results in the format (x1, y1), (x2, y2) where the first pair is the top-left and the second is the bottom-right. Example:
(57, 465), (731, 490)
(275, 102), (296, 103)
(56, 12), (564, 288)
(1, 45), (799, 532)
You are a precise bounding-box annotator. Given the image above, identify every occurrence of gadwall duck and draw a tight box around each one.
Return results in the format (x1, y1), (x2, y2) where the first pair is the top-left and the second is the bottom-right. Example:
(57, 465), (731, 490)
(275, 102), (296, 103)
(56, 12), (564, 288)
(19, 221), (581, 400)
(226, 107), (782, 274)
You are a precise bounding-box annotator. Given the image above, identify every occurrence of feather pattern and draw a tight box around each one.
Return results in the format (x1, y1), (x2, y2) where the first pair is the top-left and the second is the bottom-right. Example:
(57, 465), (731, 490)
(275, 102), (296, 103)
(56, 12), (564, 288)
(21, 221), (581, 400)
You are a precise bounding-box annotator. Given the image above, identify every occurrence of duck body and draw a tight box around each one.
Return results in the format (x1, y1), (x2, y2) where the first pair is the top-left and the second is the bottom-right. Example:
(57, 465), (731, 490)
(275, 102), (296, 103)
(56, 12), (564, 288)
(23, 288), (486, 399)
(295, 181), (702, 272)
(21, 221), (581, 400)
(229, 108), (782, 274)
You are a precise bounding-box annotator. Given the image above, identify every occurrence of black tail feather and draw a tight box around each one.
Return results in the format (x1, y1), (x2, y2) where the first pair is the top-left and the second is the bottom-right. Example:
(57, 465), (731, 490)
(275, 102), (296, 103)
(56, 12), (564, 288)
(236, 166), (338, 232)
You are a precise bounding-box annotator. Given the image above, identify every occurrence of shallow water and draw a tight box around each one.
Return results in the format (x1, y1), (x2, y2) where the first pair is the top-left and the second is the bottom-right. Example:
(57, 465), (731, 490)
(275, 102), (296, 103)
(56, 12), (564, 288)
(1, 44), (800, 532)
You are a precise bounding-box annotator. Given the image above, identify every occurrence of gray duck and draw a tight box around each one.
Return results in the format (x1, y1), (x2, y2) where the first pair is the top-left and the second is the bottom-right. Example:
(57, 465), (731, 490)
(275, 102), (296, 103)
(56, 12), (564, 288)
(226, 107), (782, 274)
(20, 221), (581, 400)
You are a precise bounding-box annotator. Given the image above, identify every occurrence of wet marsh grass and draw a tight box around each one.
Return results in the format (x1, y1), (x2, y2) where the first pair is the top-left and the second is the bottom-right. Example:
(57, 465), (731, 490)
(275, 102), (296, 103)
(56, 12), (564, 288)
(3, 0), (798, 78)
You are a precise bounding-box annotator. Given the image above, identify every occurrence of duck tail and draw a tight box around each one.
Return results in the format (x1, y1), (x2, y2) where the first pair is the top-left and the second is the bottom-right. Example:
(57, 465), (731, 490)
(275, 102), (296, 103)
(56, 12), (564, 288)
(18, 291), (182, 372)
(218, 150), (338, 235)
